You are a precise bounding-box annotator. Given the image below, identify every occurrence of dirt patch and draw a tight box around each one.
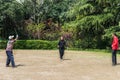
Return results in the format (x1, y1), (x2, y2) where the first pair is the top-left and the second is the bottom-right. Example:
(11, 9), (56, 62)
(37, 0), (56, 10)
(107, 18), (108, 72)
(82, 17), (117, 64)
(0, 50), (120, 80)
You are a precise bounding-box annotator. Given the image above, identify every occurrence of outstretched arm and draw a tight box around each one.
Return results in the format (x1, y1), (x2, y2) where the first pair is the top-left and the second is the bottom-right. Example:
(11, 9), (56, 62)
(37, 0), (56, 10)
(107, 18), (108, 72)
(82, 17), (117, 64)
(14, 35), (18, 41)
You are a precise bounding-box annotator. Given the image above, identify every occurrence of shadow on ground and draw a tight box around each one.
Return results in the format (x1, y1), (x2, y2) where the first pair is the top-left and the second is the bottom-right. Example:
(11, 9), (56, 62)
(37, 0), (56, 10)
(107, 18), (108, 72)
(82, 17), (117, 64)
(63, 59), (71, 60)
(16, 64), (25, 67)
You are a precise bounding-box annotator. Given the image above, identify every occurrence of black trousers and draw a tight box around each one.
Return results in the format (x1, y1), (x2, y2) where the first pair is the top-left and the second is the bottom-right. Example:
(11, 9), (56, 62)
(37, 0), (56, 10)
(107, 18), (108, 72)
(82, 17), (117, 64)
(59, 48), (64, 59)
(112, 50), (117, 65)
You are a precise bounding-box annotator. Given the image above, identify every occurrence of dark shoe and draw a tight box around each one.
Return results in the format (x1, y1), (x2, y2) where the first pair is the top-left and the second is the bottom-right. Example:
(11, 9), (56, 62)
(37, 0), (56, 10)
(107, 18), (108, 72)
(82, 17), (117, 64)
(60, 58), (63, 60)
(6, 65), (10, 67)
(60, 57), (63, 59)
(112, 64), (116, 66)
(12, 66), (17, 68)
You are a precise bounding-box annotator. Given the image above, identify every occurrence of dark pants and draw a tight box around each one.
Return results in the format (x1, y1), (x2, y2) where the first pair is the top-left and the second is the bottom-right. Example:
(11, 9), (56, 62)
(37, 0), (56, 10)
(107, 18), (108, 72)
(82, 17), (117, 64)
(6, 51), (15, 67)
(59, 48), (64, 59)
(112, 50), (117, 65)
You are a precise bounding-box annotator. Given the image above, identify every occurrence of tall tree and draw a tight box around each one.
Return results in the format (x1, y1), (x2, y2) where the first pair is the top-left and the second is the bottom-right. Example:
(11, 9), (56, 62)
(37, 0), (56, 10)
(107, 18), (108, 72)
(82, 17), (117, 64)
(0, 0), (24, 39)
(63, 0), (120, 48)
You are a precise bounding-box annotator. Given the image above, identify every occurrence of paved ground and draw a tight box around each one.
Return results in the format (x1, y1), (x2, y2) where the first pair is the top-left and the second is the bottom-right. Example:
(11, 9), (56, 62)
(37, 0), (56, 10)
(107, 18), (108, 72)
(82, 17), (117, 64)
(0, 50), (120, 80)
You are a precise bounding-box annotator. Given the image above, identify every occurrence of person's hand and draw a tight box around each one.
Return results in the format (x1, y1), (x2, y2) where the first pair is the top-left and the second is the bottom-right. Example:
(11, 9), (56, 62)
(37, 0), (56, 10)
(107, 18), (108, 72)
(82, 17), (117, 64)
(16, 35), (18, 38)
(118, 47), (120, 50)
(15, 34), (18, 41)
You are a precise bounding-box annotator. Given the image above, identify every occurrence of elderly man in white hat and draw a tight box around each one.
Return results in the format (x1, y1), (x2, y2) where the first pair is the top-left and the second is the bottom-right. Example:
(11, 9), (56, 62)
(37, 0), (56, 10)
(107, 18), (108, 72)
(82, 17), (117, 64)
(6, 35), (18, 68)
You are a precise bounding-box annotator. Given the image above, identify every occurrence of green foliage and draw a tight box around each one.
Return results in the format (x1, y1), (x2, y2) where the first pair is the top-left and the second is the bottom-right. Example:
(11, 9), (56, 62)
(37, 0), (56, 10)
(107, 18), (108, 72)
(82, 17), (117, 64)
(15, 40), (57, 49)
(74, 39), (97, 49)
(0, 0), (120, 49)
(103, 25), (120, 49)
(26, 21), (61, 40)
(42, 33), (60, 40)
(0, 0), (24, 39)
(0, 40), (7, 49)
(63, 0), (120, 49)
(0, 40), (58, 49)
(26, 23), (45, 39)
(78, 3), (95, 15)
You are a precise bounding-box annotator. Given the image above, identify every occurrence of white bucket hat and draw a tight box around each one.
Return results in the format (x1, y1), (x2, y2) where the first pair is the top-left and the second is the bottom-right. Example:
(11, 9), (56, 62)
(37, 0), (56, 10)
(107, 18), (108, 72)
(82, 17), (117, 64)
(9, 35), (14, 40)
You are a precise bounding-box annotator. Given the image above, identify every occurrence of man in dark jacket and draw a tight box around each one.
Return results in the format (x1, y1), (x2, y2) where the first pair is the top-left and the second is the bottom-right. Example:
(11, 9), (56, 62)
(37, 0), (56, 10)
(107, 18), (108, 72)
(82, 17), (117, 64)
(58, 36), (66, 60)
(111, 33), (119, 66)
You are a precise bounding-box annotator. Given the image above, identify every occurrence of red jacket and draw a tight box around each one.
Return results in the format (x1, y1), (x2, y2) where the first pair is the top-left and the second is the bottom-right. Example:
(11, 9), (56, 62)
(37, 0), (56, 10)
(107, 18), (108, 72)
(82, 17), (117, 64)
(112, 36), (119, 50)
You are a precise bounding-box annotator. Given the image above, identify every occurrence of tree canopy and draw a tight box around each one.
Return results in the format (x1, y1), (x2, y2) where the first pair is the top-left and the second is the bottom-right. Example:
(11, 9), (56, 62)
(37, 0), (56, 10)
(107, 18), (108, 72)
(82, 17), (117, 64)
(0, 0), (120, 49)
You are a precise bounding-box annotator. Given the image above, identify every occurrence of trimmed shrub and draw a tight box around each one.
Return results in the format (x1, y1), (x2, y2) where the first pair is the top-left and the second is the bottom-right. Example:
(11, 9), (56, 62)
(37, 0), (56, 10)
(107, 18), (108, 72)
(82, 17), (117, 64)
(0, 40), (7, 49)
(0, 40), (58, 49)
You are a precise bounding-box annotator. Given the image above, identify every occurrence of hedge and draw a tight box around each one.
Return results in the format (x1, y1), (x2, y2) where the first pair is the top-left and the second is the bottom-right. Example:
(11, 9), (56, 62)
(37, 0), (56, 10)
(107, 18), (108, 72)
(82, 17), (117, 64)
(0, 40), (110, 49)
(0, 40), (58, 49)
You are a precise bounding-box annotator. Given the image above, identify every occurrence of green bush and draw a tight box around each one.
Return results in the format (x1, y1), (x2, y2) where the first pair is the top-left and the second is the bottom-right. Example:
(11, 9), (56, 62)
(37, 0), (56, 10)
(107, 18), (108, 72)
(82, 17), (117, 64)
(0, 39), (110, 50)
(103, 26), (120, 49)
(0, 40), (58, 49)
(74, 39), (97, 49)
(0, 40), (7, 49)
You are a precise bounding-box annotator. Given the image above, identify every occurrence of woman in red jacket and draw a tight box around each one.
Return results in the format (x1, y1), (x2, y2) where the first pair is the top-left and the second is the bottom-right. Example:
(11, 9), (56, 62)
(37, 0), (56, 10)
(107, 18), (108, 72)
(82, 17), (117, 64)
(111, 33), (119, 66)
